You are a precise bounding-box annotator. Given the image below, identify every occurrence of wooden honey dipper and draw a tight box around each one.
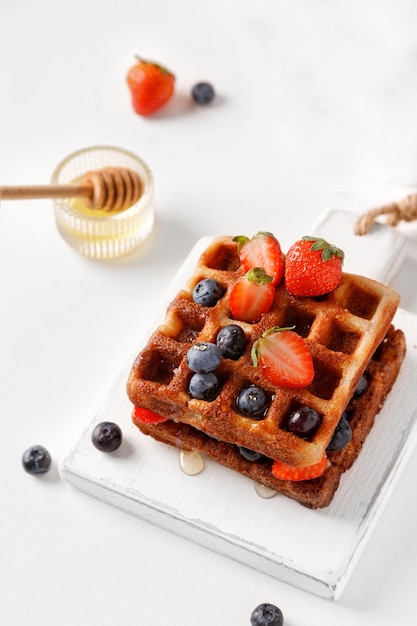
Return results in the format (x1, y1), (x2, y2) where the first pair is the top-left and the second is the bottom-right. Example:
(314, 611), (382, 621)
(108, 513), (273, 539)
(0, 166), (144, 213)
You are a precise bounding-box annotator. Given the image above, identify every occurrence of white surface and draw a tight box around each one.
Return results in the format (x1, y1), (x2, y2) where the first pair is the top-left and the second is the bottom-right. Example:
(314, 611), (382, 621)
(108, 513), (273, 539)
(2, 1), (417, 624)
(59, 234), (417, 600)
(311, 208), (407, 284)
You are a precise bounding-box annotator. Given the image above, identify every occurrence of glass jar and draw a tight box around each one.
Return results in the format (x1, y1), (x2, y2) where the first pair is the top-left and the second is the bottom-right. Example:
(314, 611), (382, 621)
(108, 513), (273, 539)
(51, 145), (154, 260)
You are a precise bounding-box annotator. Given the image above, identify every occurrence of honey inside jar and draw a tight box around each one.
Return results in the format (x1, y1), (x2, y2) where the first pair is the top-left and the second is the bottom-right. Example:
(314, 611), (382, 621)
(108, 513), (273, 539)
(52, 146), (154, 260)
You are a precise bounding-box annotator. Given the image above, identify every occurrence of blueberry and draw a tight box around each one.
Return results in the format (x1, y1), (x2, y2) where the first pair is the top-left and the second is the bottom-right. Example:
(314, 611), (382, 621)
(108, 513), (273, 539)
(327, 414), (352, 451)
(250, 603), (284, 626)
(286, 405), (321, 438)
(192, 278), (225, 307)
(188, 372), (219, 401)
(92, 421), (122, 452)
(22, 445), (51, 475)
(354, 373), (368, 397)
(238, 447), (264, 462)
(186, 342), (222, 374)
(191, 82), (215, 105)
(235, 385), (269, 419)
(216, 324), (247, 360)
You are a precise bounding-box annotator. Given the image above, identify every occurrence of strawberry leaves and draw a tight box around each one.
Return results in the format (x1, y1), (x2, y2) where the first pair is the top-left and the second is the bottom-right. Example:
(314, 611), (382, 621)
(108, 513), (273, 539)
(229, 268), (275, 323)
(233, 232), (284, 286)
(302, 236), (345, 264)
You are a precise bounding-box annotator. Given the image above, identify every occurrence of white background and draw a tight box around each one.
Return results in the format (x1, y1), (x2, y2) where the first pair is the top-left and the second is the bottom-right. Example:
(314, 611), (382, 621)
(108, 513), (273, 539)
(1, 1), (417, 624)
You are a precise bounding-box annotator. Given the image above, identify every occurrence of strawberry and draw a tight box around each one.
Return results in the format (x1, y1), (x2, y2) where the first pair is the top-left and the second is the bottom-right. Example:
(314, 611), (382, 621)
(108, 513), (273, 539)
(233, 232), (284, 285)
(271, 455), (327, 481)
(285, 236), (344, 297)
(126, 56), (175, 116)
(251, 326), (314, 388)
(229, 268), (275, 323)
(133, 406), (168, 424)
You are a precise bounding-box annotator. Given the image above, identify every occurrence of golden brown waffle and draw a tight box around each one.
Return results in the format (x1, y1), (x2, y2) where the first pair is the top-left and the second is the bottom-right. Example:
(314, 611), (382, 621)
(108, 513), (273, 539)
(134, 326), (406, 509)
(127, 236), (401, 467)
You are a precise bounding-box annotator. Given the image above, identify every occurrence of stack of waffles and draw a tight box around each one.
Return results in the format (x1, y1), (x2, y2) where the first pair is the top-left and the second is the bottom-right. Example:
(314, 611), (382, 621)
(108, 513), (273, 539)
(127, 236), (405, 508)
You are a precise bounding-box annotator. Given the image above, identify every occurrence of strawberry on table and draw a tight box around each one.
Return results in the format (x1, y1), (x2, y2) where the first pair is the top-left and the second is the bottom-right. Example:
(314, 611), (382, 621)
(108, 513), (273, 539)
(126, 56), (175, 116)
(285, 236), (344, 297)
(233, 231), (284, 285)
(251, 326), (314, 388)
(271, 455), (327, 481)
(229, 268), (275, 323)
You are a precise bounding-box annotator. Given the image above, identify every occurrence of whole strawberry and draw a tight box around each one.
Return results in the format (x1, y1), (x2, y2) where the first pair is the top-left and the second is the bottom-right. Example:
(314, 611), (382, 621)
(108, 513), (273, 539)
(126, 56), (175, 116)
(285, 236), (344, 297)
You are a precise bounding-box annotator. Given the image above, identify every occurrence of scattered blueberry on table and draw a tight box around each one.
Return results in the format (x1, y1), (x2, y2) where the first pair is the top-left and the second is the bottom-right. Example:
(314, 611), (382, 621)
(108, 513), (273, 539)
(91, 421), (122, 452)
(250, 602), (284, 626)
(191, 81), (215, 105)
(22, 445), (52, 475)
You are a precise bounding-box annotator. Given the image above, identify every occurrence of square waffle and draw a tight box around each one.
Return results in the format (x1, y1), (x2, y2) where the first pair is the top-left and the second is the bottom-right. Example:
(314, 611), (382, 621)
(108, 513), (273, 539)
(134, 325), (405, 508)
(127, 236), (401, 471)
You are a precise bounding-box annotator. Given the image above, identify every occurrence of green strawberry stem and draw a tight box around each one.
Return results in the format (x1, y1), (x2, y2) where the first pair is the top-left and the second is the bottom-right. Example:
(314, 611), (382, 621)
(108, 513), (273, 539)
(133, 55), (174, 76)
(302, 236), (344, 264)
(245, 267), (273, 284)
(233, 232), (276, 254)
(255, 231), (275, 237)
(232, 235), (249, 253)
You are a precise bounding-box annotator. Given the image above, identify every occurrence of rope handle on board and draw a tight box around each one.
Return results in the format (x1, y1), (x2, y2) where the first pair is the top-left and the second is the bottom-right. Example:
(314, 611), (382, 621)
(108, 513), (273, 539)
(355, 192), (417, 235)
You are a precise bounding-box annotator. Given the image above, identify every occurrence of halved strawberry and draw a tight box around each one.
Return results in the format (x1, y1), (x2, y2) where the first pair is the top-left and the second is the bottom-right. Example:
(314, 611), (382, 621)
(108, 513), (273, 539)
(133, 406), (169, 424)
(252, 326), (314, 388)
(233, 232), (284, 285)
(229, 268), (275, 323)
(272, 455), (327, 481)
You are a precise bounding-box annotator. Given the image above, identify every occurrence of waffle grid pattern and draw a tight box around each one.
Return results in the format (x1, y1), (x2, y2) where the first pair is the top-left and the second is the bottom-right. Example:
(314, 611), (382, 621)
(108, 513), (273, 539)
(134, 326), (406, 509)
(127, 236), (400, 466)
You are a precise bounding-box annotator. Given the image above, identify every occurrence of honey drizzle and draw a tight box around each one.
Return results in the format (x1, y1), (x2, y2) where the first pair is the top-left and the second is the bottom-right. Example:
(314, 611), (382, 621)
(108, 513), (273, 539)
(179, 450), (205, 476)
(178, 451), (278, 499)
(254, 482), (277, 499)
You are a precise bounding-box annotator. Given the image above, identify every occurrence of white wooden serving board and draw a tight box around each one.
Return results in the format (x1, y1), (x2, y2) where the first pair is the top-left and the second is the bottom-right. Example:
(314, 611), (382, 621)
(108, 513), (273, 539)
(60, 209), (417, 600)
